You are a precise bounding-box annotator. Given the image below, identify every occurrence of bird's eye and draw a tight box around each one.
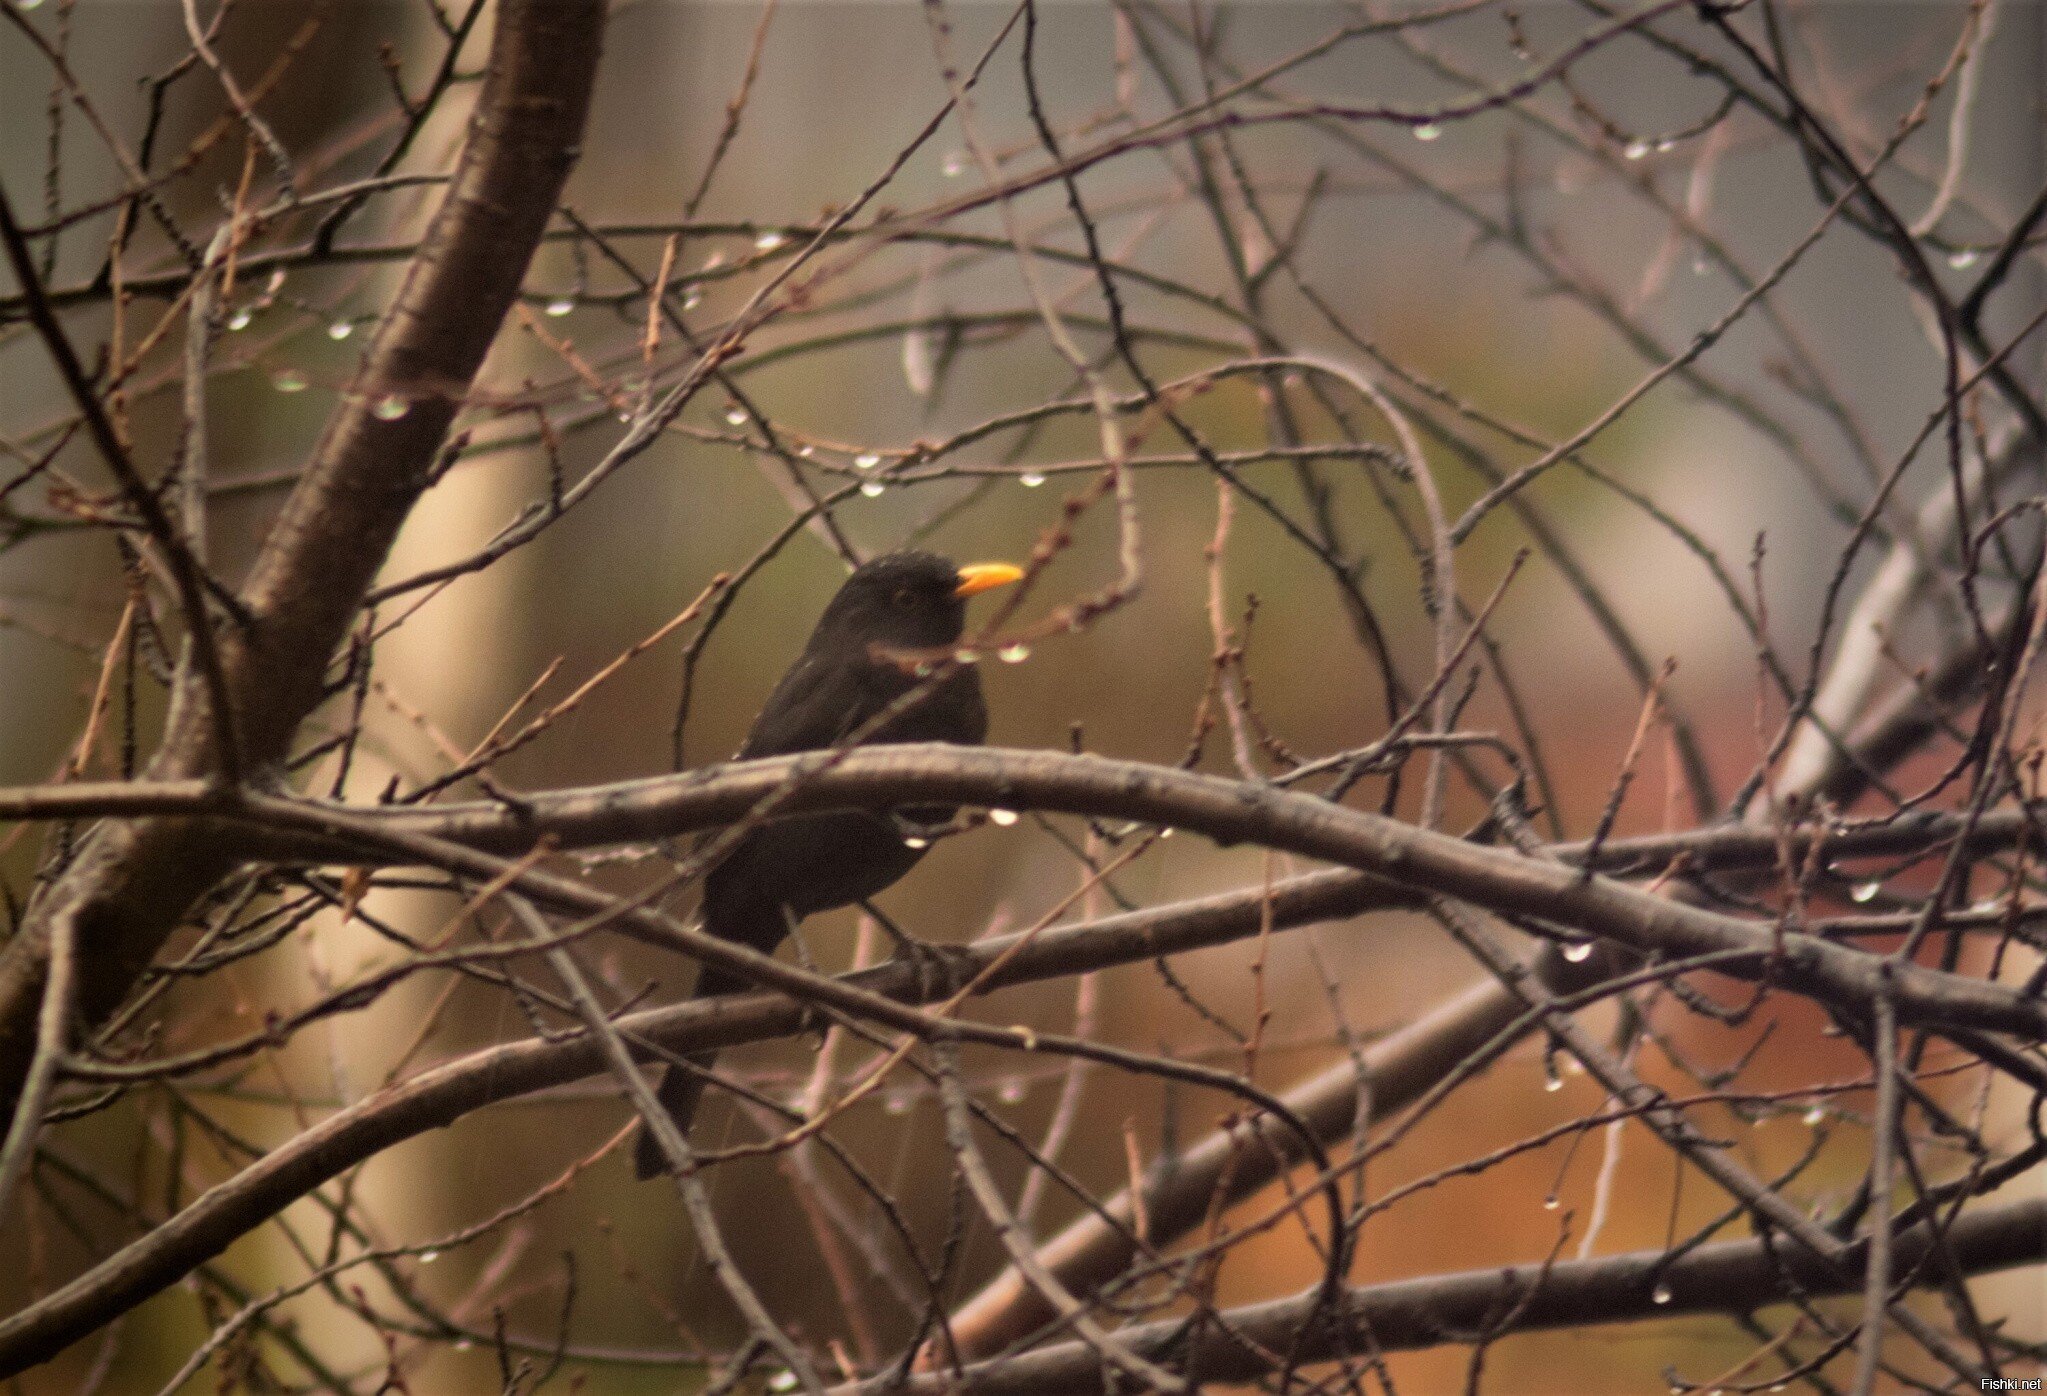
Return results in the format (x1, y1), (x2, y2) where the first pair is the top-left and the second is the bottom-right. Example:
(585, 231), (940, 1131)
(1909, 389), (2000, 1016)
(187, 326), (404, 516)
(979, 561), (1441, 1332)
(892, 586), (916, 608)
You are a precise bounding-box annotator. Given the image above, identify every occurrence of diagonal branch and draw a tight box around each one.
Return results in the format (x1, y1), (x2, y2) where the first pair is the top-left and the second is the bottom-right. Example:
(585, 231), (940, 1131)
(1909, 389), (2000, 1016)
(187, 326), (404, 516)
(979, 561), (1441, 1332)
(0, 0), (608, 1130)
(847, 1194), (2047, 1394)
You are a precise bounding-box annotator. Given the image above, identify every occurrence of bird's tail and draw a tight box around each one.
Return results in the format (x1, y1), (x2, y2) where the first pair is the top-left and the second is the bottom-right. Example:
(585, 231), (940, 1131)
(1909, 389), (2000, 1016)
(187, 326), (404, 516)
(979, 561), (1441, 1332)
(632, 1055), (716, 1179)
(631, 966), (748, 1181)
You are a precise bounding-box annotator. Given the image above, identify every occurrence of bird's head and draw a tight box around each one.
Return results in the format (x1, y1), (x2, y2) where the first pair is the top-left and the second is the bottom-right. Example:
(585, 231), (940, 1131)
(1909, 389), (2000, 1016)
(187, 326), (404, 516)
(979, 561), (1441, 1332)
(811, 551), (1023, 656)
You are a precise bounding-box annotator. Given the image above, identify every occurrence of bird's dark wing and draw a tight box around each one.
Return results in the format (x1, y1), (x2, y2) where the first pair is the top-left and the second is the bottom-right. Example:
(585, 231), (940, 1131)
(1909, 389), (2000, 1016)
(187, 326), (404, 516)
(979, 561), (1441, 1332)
(735, 648), (894, 759)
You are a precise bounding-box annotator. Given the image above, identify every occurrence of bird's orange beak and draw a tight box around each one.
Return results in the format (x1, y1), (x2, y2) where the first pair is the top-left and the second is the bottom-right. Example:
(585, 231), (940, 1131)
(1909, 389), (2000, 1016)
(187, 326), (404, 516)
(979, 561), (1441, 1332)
(953, 562), (1025, 598)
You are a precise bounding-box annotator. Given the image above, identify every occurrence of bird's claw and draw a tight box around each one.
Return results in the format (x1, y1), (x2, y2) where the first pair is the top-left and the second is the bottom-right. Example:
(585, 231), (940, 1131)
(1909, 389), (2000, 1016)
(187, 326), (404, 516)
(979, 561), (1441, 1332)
(890, 811), (974, 845)
(884, 935), (977, 999)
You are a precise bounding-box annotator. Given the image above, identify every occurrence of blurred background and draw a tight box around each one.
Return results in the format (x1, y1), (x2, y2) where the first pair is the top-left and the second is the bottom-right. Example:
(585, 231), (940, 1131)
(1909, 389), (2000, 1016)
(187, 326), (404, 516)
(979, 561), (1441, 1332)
(2, 1), (2042, 1391)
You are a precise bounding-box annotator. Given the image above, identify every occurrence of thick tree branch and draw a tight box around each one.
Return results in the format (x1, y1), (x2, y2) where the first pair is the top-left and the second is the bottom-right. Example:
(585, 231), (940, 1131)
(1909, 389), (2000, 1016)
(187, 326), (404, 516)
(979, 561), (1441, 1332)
(2, 737), (2033, 1368)
(0, 860), (1395, 1372)
(0, 0), (607, 1124)
(861, 1194), (2047, 1393)
(227, 746), (2047, 1036)
(6, 773), (2037, 880)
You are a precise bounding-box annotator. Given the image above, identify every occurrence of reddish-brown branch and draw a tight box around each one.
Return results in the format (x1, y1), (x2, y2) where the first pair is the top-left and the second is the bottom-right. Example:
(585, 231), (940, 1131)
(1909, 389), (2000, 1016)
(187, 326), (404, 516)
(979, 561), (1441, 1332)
(0, 0), (608, 1123)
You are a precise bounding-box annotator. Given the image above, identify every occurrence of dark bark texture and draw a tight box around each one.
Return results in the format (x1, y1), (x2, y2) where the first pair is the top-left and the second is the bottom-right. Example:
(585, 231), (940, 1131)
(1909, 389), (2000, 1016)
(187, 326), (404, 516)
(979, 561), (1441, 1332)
(0, 0), (608, 1121)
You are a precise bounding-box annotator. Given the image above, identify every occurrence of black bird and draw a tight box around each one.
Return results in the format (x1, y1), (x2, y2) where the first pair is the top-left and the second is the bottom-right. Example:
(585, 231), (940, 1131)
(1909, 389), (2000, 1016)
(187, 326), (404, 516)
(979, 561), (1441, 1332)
(633, 551), (1022, 1179)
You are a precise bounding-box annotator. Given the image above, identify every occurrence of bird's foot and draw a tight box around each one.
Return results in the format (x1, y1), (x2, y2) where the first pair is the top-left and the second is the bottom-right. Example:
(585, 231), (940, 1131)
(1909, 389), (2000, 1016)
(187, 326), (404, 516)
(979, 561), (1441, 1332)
(889, 811), (975, 847)
(859, 901), (978, 997)
(881, 931), (978, 999)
